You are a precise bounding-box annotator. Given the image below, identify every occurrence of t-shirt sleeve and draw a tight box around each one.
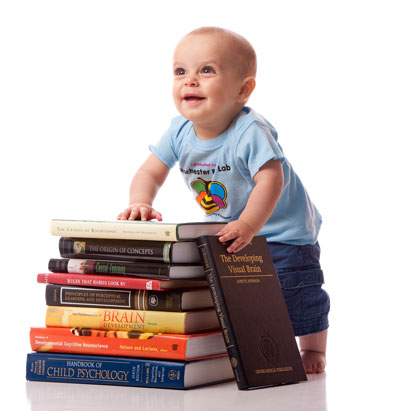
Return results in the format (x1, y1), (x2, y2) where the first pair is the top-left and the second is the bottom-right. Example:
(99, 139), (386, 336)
(149, 117), (184, 168)
(236, 121), (285, 178)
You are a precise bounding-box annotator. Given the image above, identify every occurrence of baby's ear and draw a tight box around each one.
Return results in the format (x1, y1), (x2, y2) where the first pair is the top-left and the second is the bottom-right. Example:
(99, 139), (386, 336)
(237, 77), (256, 103)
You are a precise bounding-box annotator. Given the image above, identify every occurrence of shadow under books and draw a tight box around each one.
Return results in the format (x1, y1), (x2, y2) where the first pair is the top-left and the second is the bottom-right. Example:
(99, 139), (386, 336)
(26, 374), (327, 411)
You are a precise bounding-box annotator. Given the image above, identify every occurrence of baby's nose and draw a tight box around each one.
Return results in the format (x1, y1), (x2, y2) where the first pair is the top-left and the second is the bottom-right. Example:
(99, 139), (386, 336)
(185, 75), (199, 86)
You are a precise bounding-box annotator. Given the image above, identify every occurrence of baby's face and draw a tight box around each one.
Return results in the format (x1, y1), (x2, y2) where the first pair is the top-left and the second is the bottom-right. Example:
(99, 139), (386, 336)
(172, 34), (245, 138)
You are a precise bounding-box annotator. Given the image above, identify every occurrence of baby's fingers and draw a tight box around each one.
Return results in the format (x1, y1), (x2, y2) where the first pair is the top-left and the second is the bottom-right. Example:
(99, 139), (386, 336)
(218, 225), (241, 243)
(117, 208), (133, 221)
(150, 209), (163, 221)
(226, 238), (247, 254)
(138, 207), (149, 221)
(128, 206), (141, 221)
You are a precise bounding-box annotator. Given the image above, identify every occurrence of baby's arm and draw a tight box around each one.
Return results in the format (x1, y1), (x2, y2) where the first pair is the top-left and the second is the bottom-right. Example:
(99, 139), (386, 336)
(117, 153), (170, 221)
(217, 159), (283, 253)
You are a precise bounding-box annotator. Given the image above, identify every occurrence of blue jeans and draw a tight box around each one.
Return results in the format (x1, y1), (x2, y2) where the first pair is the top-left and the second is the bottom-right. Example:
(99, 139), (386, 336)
(268, 242), (330, 336)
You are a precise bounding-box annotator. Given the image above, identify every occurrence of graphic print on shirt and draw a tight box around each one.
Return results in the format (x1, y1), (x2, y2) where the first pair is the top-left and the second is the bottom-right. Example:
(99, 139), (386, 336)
(190, 178), (227, 214)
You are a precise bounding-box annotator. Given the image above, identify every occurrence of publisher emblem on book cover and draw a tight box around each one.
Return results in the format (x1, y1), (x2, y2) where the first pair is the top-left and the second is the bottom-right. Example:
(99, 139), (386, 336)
(168, 370), (178, 380)
(149, 295), (158, 306)
(258, 332), (280, 366)
(230, 357), (238, 368)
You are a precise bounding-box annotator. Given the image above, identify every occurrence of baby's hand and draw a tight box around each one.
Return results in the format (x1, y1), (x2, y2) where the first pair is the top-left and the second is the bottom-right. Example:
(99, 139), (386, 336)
(216, 220), (257, 253)
(117, 203), (162, 221)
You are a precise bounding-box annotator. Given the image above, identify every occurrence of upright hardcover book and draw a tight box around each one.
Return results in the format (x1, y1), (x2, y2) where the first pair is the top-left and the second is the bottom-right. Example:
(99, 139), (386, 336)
(26, 352), (234, 389)
(196, 235), (307, 389)
(50, 219), (225, 241)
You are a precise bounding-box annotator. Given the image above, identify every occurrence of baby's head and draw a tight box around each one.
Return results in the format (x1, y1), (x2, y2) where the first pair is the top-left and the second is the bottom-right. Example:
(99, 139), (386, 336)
(186, 27), (257, 78)
(172, 27), (257, 139)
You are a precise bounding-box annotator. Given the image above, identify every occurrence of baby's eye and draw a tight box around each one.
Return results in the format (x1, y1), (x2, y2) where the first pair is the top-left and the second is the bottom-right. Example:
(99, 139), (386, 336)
(174, 68), (186, 76)
(201, 66), (215, 74)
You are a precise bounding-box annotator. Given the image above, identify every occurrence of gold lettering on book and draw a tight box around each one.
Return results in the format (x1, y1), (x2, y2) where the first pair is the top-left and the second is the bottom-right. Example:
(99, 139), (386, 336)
(219, 253), (264, 264)
(47, 367), (75, 377)
(218, 251), (266, 279)
(227, 265), (246, 273)
(246, 265), (261, 273)
(255, 366), (294, 374)
(76, 368), (129, 381)
(199, 245), (210, 268)
(199, 245), (232, 347)
(219, 254), (232, 263)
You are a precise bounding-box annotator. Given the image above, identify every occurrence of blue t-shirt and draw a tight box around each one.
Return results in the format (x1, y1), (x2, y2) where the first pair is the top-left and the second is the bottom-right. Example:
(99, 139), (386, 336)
(150, 107), (322, 245)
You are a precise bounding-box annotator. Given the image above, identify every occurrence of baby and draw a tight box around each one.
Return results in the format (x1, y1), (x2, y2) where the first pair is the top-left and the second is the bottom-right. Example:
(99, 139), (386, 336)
(118, 27), (330, 373)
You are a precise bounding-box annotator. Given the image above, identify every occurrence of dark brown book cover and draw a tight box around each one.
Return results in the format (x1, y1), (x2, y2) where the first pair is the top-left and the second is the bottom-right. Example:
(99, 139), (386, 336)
(196, 235), (307, 389)
(45, 284), (213, 311)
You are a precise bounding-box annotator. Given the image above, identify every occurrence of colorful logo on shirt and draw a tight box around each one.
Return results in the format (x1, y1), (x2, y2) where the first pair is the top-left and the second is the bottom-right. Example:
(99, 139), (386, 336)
(191, 178), (227, 214)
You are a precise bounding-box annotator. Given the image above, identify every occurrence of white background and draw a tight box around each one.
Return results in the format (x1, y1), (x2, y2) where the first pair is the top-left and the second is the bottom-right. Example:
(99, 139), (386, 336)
(1, 1), (399, 409)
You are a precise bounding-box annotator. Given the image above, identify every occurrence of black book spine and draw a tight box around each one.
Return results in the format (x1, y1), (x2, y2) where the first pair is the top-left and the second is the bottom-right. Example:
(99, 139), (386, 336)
(45, 284), (183, 311)
(48, 258), (170, 278)
(196, 237), (248, 389)
(48, 258), (69, 272)
(59, 237), (171, 263)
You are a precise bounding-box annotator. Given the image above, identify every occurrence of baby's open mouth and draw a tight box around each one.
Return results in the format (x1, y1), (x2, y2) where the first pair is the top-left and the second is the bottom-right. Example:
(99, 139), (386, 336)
(183, 95), (205, 101)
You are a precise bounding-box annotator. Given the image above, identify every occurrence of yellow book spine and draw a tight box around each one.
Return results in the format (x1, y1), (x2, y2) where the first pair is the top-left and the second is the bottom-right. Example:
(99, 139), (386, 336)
(45, 306), (186, 334)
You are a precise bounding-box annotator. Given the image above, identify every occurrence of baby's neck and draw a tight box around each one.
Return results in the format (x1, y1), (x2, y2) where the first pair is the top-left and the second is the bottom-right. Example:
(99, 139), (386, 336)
(193, 110), (243, 140)
(194, 125), (228, 140)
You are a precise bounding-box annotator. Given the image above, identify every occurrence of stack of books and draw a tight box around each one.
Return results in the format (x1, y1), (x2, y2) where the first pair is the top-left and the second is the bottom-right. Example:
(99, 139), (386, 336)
(26, 219), (235, 389)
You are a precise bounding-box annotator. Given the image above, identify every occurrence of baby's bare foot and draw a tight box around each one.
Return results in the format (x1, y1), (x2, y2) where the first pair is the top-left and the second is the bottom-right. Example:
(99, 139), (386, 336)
(301, 350), (326, 374)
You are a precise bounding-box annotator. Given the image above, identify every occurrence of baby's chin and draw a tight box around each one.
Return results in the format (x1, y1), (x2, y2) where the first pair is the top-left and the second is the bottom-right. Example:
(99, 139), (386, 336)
(177, 109), (208, 123)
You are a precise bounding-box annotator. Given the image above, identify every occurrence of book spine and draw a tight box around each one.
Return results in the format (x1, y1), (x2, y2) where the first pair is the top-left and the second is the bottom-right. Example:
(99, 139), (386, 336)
(197, 237), (248, 389)
(26, 352), (187, 388)
(48, 258), (170, 278)
(45, 306), (187, 333)
(37, 273), (165, 291)
(59, 237), (172, 263)
(30, 327), (190, 360)
(45, 284), (184, 311)
(50, 219), (179, 241)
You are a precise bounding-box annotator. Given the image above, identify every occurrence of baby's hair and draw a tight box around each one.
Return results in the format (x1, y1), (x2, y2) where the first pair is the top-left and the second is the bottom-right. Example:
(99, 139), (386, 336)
(186, 26), (257, 78)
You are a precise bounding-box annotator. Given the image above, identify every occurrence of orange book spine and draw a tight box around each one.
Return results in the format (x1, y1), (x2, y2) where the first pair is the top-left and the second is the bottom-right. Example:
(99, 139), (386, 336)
(30, 327), (193, 360)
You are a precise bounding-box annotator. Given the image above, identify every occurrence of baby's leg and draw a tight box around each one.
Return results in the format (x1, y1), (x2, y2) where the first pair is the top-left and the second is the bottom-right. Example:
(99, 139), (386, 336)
(299, 329), (327, 373)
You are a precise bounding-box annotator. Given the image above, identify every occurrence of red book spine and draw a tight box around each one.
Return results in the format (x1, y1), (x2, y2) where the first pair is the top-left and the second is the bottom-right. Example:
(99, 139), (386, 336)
(37, 273), (164, 291)
(30, 327), (189, 360)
